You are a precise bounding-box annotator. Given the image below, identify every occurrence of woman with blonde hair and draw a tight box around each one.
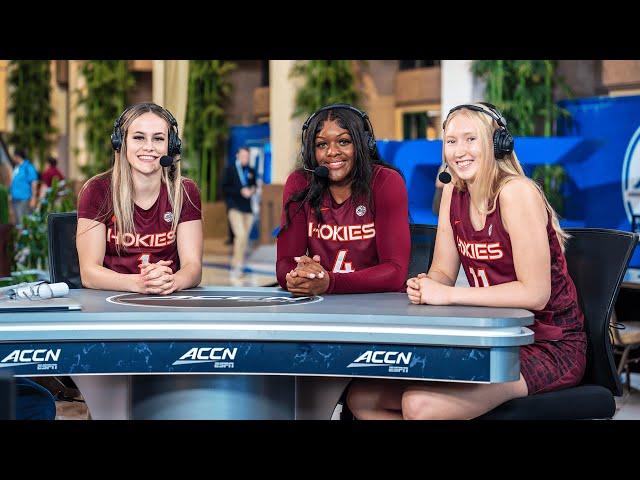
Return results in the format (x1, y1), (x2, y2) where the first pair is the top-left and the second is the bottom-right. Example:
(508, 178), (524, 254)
(347, 102), (586, 419)
(76, 103), (202, 295)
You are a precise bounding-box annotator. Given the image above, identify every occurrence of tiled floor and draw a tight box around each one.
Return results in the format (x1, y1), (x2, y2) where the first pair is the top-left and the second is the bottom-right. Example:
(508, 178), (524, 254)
(201, 237), (277, 288)
(613, 373), (640, 419)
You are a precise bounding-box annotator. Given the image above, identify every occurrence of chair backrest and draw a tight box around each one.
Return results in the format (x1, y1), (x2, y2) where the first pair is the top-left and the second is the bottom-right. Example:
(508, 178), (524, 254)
(408, 224), (438, 279)
(0, 370), (14, 420)
(47, 211), (82, 289)
(564, 228), (638, 396)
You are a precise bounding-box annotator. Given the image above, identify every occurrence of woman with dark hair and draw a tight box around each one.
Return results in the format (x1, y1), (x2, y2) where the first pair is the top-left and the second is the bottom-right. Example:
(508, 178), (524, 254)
(276, 104), (410, 295)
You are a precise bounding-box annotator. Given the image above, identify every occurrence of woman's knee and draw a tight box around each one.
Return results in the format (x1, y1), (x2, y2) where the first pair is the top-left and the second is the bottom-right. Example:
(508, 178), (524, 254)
(401, 390), (435, 420)
(345, 380), (384, 416)
(345, 381), (365, 413)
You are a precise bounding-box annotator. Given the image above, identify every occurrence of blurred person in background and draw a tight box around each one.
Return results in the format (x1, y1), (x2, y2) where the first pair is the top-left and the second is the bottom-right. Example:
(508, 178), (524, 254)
(10, 148), (39, 225)
(39, 156), (65, 198)
(222, 146), (256, 281)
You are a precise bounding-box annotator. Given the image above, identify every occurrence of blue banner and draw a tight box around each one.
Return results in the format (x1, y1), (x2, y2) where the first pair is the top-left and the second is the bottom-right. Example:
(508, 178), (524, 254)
(558, 95), (640, 266)
(0, 341), (491, 382)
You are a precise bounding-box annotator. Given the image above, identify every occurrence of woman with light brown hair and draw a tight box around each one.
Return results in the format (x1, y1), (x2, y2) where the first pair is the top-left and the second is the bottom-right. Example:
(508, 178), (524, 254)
(347, 102), (587, 419)
(76, 102), (202, 295)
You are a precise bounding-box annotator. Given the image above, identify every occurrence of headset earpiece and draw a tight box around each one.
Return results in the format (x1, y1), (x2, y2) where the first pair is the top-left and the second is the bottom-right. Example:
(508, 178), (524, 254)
(366, 131), (377, 152)
(493, 128), (513, 159)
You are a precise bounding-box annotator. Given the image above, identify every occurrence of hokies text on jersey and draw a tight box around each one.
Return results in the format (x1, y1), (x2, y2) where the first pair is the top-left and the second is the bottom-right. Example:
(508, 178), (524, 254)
(456, 236), (504, 260)
(107, 228), (176, 248)
(307, 222), (376, 241)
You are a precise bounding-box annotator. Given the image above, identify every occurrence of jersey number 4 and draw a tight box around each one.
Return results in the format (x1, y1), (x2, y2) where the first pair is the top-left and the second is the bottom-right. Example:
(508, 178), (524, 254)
(469, 267), (490, 287)
(332, 249), (355, 273)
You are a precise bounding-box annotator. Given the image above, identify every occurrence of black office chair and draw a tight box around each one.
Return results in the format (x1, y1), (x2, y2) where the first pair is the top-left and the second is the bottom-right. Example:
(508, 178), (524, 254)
(0, 370), (15, 420)
(407, 224), (438, 279)
(43, 211), (84, 403)
(48, 211), (82, 289)
(479, 228), (638, 419)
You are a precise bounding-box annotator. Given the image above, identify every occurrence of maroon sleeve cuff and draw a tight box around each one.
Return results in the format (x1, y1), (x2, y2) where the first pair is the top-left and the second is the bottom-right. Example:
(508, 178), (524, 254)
(326, 271), (336, 294)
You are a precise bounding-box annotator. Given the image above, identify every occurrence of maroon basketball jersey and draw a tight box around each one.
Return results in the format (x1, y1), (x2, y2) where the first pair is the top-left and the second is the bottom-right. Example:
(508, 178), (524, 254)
(449, 187), (585, 342)
(277, 165), (410, 293)
(78, 175), (201, 274)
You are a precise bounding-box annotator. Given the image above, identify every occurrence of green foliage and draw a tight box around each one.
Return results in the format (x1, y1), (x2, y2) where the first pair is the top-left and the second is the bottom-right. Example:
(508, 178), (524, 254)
(7, 61), (56, 171)
(76, 60), (135, 179)
(290, 60), (361, 120)
(0, 184), (8, 224)
(0, 272), (40, 287)
(13, 177), (75, 271)
(183, 60), (236, 202)
(532, 164), (566, 216)
(471, 60), (573, 137)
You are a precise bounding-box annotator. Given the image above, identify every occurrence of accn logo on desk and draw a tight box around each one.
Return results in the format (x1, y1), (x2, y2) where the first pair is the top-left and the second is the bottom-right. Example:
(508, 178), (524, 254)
(0, 348), (61, 371)
(347, 350), (412, 373)
(172, 347), (238, 369)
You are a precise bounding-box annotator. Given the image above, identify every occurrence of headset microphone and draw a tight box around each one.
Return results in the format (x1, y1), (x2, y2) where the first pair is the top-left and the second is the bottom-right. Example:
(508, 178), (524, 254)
(438, 164), (452, 184)
(160, 155), (177, 168)
(303, 165), (329, 178)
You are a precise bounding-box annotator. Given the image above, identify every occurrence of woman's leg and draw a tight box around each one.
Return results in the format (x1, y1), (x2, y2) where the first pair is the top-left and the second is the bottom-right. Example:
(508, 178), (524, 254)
(228, 209), (248, 275)
(347, 375), (528, 420)
(346, 378), (409, 420)
(401, 375), (528, 420)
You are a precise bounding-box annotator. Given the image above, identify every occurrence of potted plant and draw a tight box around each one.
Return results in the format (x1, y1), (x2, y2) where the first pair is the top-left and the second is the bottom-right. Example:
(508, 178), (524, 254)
(76, 60), (135, 179)
(7, 61), (57, 171)
(13, 177), (75, 274)
(182, 60), (236, 238)
(471, 60), (574, 217)
(289, 60), (361, 119)
(183, 60), (236, 203)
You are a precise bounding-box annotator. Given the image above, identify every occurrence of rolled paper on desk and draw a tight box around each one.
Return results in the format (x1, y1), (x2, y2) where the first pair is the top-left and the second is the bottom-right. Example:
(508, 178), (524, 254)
(10, 282), (69, 300)
(41, 282), (69, 299)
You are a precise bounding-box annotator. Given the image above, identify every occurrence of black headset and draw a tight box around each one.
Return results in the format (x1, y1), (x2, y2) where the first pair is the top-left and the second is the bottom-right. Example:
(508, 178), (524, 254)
(442, 103), (514, 159)
(110, 103), (182, 157)
(301, 103), (377, 156)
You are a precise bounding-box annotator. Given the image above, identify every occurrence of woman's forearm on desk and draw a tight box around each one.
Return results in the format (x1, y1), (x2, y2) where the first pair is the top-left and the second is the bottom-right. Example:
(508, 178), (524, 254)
(80, 264), (142, 293)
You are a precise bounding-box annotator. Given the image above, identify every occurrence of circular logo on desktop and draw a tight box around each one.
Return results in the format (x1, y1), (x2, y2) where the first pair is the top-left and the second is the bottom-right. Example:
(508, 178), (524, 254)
(106, 289), (323, 308)
(622, 124), (640, 229)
